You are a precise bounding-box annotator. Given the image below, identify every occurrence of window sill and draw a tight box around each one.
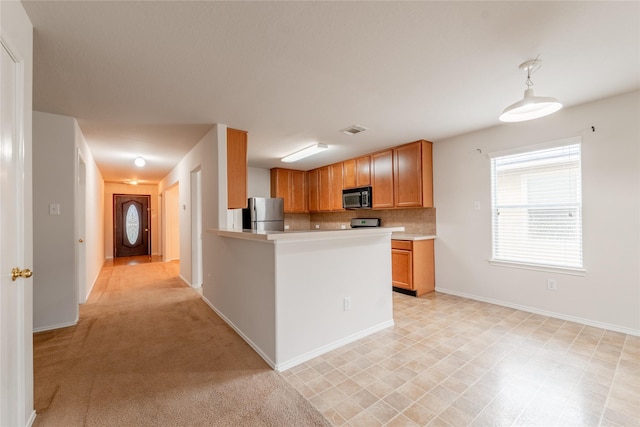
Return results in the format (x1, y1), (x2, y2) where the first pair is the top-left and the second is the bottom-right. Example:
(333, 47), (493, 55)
(488, 259), (587, 276)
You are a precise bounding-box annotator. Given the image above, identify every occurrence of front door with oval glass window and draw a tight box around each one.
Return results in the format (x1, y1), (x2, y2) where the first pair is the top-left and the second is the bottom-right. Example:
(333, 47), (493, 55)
(114, 195), (150, 257)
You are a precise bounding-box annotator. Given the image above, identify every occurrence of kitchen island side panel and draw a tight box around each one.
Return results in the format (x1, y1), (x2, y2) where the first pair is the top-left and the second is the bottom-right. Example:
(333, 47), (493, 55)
(202, 233), (277, 367)
(274, 234), (394, 370)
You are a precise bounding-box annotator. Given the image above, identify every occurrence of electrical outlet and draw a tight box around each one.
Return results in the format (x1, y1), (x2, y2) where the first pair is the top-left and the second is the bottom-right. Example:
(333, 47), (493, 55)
(284, 224), (290, 230)
(547, 279), (557, 291)
(341, 224), (346, 229)
(315, 224), (320, 229)
(343, 296), (352, 311)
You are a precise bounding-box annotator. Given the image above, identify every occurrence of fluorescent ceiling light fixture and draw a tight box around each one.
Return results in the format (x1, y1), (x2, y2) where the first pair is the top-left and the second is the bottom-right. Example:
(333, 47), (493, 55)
(499, 59), (562, 122)
(134, 157), (146, 167)
(281, 143), (328, 163)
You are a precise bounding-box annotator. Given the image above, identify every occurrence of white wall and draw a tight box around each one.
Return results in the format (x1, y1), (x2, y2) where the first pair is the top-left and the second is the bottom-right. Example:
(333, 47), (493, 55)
(33, 112), (104, 329)
(248, 167), (271, 198)
(433, 90), (640, 334)
(33, 112), (78, 331)
(75, 123), (104, 303)
(158, 124), (227, 286)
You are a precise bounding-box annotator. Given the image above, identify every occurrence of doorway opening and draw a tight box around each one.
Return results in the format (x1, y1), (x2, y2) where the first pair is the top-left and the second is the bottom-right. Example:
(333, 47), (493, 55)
(77, 152), (87, 302)
(162, 184), (180, 262)
(190, 168), (202, 288)
(113, 194), (151, 258)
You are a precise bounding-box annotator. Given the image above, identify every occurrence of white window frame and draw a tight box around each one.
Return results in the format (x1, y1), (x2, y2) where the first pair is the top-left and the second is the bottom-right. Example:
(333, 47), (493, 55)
(488, 137), (586, 276)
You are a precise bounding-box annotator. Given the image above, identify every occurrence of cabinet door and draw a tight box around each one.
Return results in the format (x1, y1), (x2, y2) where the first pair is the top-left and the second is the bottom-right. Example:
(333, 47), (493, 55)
(412, 239), (435, 295)
(330, 162), (344, 211)
(290, 170), (307, 213)
(318, 166), (332, 212)
(356, 155), (371, 186)
(391, 249), (412, 290)
(371, 150), (394, 209)
(394, 142), (423, 208)
(393, 141), (433, 208)
(308, 169), (319, 212)
(227, 128), (248, 209)
(343, 159), (356, 189)
(270, 168), (291, 212)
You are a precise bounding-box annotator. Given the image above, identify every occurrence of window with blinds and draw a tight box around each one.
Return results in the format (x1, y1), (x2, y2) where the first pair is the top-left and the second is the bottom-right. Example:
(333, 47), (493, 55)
(490, 142), (583, 270)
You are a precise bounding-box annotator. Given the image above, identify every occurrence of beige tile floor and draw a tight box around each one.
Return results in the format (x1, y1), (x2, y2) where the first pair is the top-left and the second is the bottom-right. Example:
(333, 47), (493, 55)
(281, 292), (640, 426)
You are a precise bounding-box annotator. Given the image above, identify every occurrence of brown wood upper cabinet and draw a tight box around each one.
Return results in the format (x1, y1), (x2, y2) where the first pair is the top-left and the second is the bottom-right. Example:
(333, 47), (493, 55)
(283, 140), (432, 212)
(270, 168), (307, 213)
(394, 140), (433, 208)
(330, 163), (344, 210)
(343, 159), (357, 189)
(371, 140), (433, 209)
(227, 128), (248, 209)
(307, 169), (319, 212)
(309, 163), (344, 212)
(344, 156), (371, 189)
(318, 166), (332, 212)
(356, 155), (371, 186)
(371, 150), (394, 209)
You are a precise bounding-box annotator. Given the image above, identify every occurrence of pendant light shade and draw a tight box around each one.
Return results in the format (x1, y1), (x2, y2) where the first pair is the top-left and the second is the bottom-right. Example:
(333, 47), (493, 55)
(499, 59), (562, 123)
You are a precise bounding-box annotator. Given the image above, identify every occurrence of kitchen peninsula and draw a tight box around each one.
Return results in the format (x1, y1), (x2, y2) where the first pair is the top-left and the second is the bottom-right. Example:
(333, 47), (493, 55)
(203, 226), (403, 371)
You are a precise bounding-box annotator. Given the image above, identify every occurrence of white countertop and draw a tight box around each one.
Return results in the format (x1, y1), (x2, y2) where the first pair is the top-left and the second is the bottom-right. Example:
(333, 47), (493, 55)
(209, 226), (405, 242)
(391, 233), (437, 241)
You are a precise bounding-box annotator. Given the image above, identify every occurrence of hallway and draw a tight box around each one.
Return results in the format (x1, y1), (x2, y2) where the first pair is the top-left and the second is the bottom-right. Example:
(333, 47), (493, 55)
(32, 259), (328, 426)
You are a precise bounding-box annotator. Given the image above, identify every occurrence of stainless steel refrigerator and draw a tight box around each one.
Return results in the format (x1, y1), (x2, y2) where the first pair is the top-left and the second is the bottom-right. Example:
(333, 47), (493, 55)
(242, 197), (285, 231)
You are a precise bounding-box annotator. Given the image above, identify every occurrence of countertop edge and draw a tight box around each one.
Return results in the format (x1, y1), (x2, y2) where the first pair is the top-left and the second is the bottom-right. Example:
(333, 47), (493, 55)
(391, 233), (437, 241)
(208, 227), (405, 242)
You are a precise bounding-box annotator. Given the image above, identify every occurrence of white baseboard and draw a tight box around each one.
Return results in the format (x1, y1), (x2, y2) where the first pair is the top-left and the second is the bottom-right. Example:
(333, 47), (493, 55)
(200, 295), (394, 372)
(26, 410), (36, 427)
(200, 296), (277, 369)
(436, 287), (640, 337)
(33, 320), (78, 333)
(275, 320), (395, 372)
(178, 274), (191, 287)
(80, 268), (101, 304)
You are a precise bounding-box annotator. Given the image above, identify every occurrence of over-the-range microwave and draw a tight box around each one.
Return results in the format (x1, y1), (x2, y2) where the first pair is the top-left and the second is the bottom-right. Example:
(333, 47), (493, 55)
(342, 186), (372, 209)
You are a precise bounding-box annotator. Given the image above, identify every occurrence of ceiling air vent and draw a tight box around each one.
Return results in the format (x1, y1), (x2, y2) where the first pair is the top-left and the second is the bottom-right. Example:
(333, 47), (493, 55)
(340, 125), (367, 135)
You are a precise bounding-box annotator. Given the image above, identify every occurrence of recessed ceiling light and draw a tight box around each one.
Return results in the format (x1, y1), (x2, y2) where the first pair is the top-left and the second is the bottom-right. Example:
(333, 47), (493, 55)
(134, 157), (146, 167)
(340, 125), (367, 135)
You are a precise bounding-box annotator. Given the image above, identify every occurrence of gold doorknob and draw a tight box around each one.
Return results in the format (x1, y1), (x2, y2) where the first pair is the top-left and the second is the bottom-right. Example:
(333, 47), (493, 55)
(11, 268), (33, 281)
(79, 239), (84, 243)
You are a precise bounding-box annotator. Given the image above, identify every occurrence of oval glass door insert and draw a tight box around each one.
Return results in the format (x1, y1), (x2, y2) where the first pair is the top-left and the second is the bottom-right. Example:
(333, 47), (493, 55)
(126, 204), (140, 245)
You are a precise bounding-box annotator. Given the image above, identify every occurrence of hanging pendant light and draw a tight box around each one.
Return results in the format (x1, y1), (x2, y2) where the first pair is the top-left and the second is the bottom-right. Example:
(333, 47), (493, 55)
(499, 59), (562, 122)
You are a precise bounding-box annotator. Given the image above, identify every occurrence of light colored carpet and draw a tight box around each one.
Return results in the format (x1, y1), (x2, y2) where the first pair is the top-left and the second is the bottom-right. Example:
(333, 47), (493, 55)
(33, 261), (330, 426)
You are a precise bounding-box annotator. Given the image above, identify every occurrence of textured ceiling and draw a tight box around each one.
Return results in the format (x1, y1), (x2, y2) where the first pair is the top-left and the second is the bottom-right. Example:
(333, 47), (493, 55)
(22, 1), (640, 184)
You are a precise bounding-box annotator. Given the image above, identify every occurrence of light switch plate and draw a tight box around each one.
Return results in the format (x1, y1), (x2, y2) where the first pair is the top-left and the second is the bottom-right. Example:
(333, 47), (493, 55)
(49, 203), (61, 216)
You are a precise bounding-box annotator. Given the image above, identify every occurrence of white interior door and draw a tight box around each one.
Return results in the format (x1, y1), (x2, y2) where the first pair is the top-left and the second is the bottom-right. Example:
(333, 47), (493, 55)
(77, 152), (87, 302)
(0, 40), (32, 426)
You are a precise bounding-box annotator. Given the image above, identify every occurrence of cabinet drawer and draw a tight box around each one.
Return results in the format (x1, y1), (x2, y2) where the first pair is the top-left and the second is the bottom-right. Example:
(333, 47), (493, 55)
(391, 240), (412, 250)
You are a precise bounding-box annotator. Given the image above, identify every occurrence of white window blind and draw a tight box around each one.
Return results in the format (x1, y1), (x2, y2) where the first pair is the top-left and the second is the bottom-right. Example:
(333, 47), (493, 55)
(490, 142), (583, 269)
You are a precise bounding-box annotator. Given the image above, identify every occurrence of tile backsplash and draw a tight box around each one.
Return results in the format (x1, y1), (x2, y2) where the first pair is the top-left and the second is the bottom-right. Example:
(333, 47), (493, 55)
(285, 207), (436, 234)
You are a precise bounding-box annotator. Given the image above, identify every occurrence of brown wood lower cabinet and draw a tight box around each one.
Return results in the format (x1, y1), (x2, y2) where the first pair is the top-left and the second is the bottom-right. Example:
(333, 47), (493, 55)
(391, 239), (434, 296)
